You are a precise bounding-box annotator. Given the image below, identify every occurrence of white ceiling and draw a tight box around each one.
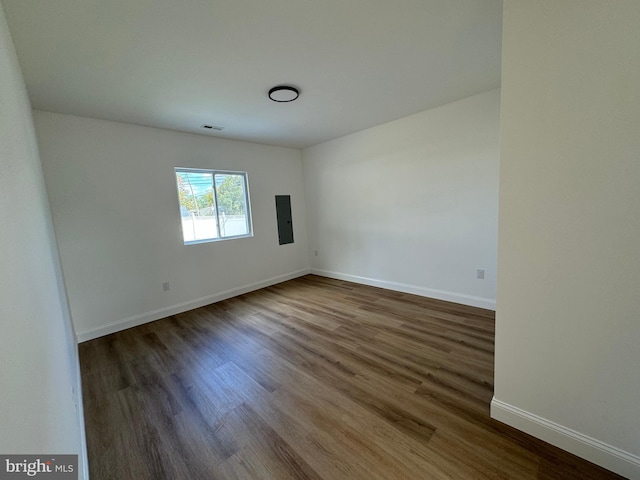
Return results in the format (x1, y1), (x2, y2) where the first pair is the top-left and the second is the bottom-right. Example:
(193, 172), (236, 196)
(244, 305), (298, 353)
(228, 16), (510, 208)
(3, 0), (502, 148)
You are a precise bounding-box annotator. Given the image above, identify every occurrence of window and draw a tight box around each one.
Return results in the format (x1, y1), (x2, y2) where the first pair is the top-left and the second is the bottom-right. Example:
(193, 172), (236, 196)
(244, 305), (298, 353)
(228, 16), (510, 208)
(175, 168), (252, 244)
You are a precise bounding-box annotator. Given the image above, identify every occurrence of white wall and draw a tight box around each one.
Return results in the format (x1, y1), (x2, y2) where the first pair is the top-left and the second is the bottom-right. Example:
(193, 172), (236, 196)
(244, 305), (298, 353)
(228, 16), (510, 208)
(0, 4), (87, 477)
(35, 112), (309, 341)
(492, 2), (640, 478)
(303, 89), (500, 309)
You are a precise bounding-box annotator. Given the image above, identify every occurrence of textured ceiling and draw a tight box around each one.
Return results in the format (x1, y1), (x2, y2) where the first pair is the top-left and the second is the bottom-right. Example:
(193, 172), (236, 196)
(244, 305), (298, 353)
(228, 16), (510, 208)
(3, 0), (502, 148)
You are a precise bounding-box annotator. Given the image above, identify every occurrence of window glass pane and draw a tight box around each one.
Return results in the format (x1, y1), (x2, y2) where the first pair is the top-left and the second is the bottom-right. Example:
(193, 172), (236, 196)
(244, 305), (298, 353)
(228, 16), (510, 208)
(176, 171), (218, 242)
(175, 168), (252, 244)
(214, 173), (249, 238)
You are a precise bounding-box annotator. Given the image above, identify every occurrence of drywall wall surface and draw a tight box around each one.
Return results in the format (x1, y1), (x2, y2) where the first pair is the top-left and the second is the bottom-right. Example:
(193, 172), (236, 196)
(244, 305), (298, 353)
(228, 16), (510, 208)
(494, 1), (640, 477)
(0, 4), (86, 476)
(303, 89), (500, 309)
(35, 111), (309, 340)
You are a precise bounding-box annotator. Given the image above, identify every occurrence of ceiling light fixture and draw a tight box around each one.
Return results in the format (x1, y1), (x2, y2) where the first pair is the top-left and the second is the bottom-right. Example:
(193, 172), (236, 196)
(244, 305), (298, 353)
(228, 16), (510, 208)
(268, 85), (299, 103)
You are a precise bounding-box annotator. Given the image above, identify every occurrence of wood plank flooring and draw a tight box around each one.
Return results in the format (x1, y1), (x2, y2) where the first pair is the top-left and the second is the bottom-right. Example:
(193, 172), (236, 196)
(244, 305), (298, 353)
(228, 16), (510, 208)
(79, 275), (624, 479)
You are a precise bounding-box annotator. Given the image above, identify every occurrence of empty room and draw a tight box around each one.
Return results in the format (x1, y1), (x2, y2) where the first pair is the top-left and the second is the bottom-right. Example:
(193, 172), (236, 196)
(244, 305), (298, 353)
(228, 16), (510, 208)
(1, 1), (638, 479)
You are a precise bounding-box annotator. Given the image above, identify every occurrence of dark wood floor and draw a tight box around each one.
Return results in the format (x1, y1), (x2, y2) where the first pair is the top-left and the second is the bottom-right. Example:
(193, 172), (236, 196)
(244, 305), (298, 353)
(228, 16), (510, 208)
(80, 275), (624, 479)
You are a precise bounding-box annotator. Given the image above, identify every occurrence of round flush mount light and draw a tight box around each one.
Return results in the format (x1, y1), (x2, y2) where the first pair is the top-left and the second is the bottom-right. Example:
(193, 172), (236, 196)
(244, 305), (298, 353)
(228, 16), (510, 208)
(268, 85), (299, 102)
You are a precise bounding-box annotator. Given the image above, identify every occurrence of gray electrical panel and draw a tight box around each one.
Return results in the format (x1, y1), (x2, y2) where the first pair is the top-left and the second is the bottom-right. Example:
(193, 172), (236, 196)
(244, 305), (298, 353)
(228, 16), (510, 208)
(275, 195), (294, 245)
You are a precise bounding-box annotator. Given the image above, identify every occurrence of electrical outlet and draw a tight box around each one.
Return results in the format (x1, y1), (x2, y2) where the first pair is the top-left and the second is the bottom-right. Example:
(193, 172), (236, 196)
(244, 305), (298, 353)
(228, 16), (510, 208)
(476, 269), (485, 280)
(162, 281), (170, 291)
(72, 386), (78, 412)
(314, 250), (318, 257)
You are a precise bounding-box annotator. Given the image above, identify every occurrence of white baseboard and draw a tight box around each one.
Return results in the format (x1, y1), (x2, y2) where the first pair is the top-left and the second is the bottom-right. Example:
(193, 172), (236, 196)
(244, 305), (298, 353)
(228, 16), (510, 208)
(77, 268), (311, 342)
(74, 349), (90, 480)
(491, 397), (640, 479)
(310, 268), (496, 311)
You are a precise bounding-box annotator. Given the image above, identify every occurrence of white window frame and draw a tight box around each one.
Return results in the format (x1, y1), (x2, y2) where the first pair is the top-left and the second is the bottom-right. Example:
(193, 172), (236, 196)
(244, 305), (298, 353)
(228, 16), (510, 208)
(175, 167), (253, 245)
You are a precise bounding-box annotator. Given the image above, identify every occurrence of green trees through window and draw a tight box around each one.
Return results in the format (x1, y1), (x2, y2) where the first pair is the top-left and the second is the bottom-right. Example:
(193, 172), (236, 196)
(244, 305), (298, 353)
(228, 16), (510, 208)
(175, 168), (252, 243)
